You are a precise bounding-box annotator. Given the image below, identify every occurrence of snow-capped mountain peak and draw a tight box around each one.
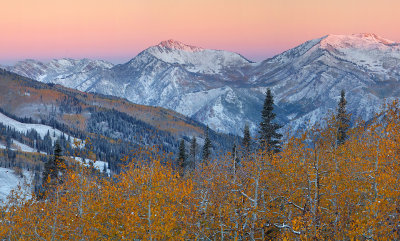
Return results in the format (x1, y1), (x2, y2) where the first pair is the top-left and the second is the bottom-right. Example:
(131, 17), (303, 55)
(158, 39), (204, 52)
(353, 33), (395, 44)
(139, 39), (251, 75)
(314, 33), (400, 75)
(320, 33), (398, 50)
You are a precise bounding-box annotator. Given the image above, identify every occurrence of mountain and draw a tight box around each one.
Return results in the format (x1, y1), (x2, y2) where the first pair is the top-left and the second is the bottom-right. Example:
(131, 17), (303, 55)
(250, 33), (400, 132)
(4, 40), (257, 134)
(0, 69), (237, 167)
(4, 34), (400, 135)
(3, 58), (114, 89)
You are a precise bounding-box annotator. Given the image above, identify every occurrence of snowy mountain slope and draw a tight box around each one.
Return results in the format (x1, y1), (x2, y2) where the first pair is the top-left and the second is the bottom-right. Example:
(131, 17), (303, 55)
(0, 139), (43, 153)
(249, 33), (400, 133)
(4, 34), (400, 135)
(145, 39), (252, 75)
(3, 41), (256, 134)
(0, 112), (78, 143)
(319, 33), (400, 75)
(0, 69), (237, 153)
(4, 58), (113, 89)
(76, 40), (258, 134)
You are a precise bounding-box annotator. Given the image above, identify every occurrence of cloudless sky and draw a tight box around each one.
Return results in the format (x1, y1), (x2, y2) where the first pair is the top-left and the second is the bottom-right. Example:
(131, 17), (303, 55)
(0, 0), (399, 64)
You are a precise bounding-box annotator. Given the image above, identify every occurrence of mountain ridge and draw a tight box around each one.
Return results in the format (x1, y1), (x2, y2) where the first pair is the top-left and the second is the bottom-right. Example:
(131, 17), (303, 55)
(3, 33), (400, 135)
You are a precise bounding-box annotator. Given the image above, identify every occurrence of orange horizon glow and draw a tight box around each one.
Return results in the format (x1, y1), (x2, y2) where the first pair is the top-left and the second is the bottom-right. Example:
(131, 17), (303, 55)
(0, 0), (399, 64)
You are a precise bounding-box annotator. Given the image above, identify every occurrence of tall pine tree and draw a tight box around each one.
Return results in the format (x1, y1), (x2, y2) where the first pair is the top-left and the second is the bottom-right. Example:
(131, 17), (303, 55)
(258, 88), (282, 153)
(242, 123), (251, 155)
(336, 90), (350, 145)
(42, 140), (66, 197)
(189, 136), (197, 171)
(202, 126), (212, 162)
(177, 139), (187, 175)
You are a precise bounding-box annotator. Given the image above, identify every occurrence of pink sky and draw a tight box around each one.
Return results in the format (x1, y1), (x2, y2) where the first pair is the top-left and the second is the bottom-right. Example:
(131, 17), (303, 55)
(1, 0), (399, 64)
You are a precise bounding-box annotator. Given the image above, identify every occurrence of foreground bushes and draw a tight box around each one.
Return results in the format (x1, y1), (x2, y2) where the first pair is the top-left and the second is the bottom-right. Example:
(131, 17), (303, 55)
(1, 102), (400, 240)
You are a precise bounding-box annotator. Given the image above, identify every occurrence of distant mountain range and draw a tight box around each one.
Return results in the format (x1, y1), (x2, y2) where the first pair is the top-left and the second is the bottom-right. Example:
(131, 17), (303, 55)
(3, 33), (400, 135)
(0, 69), (236, 165)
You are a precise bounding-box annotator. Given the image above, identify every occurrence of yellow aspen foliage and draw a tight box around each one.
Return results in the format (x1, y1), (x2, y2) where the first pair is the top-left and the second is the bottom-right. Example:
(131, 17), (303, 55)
(1, 101), (400, 240)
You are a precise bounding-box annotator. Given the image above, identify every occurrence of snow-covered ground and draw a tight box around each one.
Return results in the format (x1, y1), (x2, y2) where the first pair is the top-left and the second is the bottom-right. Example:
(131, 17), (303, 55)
(12, 140), (38, 153)
(0, 167), (32, 204)
(0, 112), (79, 143)
(0, 139), (46, 154)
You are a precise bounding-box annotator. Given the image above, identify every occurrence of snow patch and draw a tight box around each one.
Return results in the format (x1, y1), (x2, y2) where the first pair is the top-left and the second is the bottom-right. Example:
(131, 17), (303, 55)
(0, 167), (32, 203)
(73, 157), (110, 176)
(0, 112), (80, 144)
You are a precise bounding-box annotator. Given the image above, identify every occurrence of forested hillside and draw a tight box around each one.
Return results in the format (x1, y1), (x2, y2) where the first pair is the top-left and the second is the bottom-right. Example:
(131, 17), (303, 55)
(0, 69), (237, 171)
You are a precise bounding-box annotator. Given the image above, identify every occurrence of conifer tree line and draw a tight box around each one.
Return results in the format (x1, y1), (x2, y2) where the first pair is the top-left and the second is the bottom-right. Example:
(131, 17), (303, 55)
(11, 89), (400, 240)
(175, 126), (211, 175)
(174, 88), (284, 174)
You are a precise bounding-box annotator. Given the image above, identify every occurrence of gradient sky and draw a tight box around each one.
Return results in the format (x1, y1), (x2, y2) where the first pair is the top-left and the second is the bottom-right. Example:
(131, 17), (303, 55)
(1, 0), (399, 64)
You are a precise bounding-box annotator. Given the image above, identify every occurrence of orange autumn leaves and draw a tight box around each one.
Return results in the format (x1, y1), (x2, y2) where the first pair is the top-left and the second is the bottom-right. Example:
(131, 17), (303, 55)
(1, 101), (400, 240)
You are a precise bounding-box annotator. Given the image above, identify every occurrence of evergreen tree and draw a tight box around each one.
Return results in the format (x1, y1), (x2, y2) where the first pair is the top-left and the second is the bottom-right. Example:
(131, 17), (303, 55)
(53, 140), (65, 172)
(43, 131), (52, 154)
(202, 126), (212, 162)
(258, 88), (282, 153)
(336, 90), (350, 145)
(42, 140), (65, 197)
(189, 136), (197, 170)
(242, 123), (251, 155)
(177, 139), (187, 175)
